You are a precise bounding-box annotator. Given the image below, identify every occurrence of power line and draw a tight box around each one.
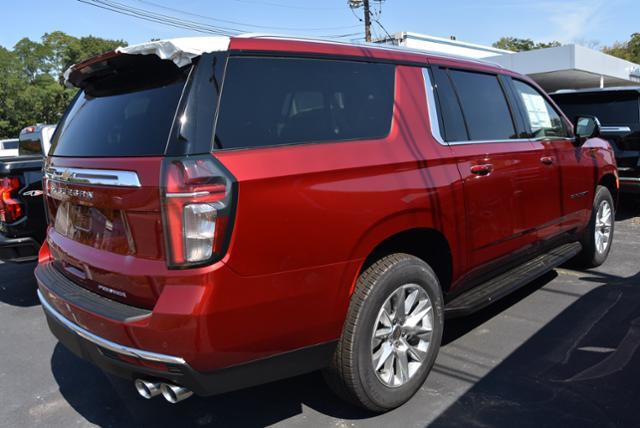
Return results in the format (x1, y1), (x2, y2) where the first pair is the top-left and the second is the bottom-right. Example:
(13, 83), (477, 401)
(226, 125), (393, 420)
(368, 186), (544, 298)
(78, 0), (238, 35)
(134, 0), (360, 32)
(78, 0), (363, 38)
(231, 0), (344, 10)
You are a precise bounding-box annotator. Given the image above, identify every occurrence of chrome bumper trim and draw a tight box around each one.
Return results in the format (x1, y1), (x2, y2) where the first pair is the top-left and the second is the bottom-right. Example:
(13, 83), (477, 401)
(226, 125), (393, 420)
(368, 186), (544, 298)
(620, 177), (640, 183)
(38, 289), (186, 365)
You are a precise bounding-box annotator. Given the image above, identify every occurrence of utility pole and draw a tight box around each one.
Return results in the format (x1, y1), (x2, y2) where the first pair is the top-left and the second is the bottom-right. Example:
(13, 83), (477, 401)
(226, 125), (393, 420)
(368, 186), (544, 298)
(348, 0), (374, 42)
(363, 0), (372, 42)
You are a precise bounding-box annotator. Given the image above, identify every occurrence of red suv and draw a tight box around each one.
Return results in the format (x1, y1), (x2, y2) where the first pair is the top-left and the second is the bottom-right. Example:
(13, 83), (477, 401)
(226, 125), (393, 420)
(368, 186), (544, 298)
(36, 35), (617, 411)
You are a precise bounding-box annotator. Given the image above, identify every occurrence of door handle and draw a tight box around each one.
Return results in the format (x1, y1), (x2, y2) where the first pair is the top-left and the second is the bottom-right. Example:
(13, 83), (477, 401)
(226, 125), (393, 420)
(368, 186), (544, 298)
(470, 164), (494, 176)
(540, 156), (554, 165)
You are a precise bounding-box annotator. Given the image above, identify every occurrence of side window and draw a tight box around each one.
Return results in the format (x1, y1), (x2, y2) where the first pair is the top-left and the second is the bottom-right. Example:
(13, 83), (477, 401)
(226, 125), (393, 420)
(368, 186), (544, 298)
(448, 69), (517, 141)
(215, 57), (395, 150)
(431, 67), (469, 142)
(513, 80), (568, 138)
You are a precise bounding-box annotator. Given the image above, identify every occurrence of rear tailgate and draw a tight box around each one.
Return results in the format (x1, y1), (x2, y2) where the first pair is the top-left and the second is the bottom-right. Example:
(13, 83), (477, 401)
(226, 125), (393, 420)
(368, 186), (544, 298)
(44, 157), (165, 308)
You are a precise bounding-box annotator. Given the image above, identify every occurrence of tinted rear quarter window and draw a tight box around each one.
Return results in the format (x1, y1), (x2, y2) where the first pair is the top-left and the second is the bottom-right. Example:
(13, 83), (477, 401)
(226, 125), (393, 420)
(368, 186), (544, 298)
(448, 69), (516, 141)
(214, 57), (395, 150)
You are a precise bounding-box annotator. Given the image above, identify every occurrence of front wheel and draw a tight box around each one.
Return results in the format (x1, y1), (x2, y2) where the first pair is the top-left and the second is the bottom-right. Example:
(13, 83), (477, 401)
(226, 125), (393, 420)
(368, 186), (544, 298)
(576, 185), (615, 267)
(323, 253), (444, 412)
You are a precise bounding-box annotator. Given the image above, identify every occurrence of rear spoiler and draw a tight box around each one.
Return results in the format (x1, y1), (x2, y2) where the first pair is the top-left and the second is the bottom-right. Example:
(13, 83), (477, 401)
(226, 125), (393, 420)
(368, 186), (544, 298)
(63, 36), (230, 88)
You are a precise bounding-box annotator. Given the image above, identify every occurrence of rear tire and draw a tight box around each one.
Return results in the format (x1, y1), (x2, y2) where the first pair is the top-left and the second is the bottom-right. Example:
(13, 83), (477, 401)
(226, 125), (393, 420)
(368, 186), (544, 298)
(323, 253), (444, 412)
(576, 185), (614, 268)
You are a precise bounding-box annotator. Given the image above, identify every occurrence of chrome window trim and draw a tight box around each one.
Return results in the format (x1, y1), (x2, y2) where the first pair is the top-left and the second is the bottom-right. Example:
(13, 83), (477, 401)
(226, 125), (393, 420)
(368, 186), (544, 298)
(45, 166), (142, 188)
(447, 138), (532, 146)
(38, 290), (186, 365)
(620, 177), (640, 182)
(601, 126), (632, 133)
(422, 67), (577, 147)
(422, 68), (447, 146)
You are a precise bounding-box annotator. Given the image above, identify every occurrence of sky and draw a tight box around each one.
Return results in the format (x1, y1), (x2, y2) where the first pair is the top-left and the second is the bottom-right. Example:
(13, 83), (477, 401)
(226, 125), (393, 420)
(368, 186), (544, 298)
(0, 0), (637, 50)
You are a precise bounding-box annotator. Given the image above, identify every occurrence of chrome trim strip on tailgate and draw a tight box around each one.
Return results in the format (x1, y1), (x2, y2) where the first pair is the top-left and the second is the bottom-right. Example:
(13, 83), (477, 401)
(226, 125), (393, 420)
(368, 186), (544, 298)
(38, 289), (186, 365)
(45, 166), (142, 188)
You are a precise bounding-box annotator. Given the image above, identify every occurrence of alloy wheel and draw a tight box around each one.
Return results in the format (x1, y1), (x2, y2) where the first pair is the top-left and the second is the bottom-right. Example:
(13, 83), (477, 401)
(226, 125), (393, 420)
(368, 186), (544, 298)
(371, 284), (433, 387)
(595, 200), (613, 254)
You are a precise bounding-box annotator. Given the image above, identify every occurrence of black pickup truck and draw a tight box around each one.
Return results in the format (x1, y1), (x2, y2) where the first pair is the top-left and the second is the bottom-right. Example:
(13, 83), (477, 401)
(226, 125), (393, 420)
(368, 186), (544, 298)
(0, 124), (55, 262)
(551, 87), (640, 195)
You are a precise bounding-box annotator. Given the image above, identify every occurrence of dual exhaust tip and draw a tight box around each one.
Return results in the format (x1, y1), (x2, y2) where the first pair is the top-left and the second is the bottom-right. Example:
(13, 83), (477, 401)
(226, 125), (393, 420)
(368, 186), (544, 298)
(134, 379), (193, 404)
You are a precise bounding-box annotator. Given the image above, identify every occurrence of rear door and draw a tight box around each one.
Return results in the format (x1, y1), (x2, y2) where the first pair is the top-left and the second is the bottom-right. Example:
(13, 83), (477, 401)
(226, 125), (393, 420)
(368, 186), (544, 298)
(43, 53), (222, 309)
(430, 66), (550, 270)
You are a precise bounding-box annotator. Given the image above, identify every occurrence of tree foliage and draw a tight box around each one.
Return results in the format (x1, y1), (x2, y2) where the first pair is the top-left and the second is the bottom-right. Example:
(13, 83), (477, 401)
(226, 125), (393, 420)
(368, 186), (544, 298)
(493, 37), (561, 52)
(602, 33), (640, 64)
(0, 31), (126, 138)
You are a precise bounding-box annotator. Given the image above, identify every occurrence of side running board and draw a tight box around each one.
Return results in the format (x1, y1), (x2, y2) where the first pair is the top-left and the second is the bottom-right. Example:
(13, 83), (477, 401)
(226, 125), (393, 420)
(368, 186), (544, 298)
(444, 242), (582, 318)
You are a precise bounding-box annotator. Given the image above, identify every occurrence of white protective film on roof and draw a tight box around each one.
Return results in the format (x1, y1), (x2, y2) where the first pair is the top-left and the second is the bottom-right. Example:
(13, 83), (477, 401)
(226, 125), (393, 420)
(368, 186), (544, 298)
(115, 36), (231, 67)
(64, 36), (231, 86)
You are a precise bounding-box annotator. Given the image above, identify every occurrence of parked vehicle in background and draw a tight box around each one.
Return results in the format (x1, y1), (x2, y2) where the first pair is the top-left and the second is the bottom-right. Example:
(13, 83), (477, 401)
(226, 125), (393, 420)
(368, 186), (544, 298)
(19, 124), (56, 157)
(551, 87), (640, 195)
(0, 124), (55, 262)
(36, 36), (617, 412)
(0, 139), (19, 158)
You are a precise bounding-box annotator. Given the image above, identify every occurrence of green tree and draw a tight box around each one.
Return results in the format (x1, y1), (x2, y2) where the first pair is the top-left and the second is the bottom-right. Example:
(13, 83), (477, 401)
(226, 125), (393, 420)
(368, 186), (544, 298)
(0, 31), (126, 138)
(603, 33), (640, 63)
(493, 37), (561, 52)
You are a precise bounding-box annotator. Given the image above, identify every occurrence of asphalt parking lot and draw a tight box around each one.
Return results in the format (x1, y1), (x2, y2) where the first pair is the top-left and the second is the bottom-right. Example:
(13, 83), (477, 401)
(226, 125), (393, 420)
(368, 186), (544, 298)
(2, 200), (639, 428)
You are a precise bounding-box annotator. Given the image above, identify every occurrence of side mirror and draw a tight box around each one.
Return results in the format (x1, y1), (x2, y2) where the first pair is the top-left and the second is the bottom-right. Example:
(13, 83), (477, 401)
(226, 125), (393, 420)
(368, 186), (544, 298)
(573, 115), (601, 145)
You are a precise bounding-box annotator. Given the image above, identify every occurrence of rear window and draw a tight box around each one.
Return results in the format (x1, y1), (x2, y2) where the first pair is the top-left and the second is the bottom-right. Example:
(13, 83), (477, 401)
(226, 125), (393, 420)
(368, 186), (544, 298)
(19, 136), (42, 156)
(552, 92), (640, 125)
(214, 57), (395, 150)
(50, 56), (189, 157)
(448, 70), (517, 141)
(3, 140), (18, 150)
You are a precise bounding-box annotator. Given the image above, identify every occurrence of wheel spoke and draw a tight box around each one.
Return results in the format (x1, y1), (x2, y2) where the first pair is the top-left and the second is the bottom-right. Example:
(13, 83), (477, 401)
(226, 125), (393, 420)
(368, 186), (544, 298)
(403, 325), (432, 340)
(379, 309), (392, 328)
(395, 348), (409, 384)
(405, 342), (428, 362)
(404, 289), (419, 316)
(391, 288), (404, 322)
(405, 301), (432, 328)
(373, 341), (393, 371)
(374, 327), (392, 339)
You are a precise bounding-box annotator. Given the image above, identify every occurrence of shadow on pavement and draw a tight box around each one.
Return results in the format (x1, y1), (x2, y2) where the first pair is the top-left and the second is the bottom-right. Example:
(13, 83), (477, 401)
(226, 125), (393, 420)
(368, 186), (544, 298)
(430, 269), (640, 428)
(51, 344), (372, 428)
(0, 261), (39, 307)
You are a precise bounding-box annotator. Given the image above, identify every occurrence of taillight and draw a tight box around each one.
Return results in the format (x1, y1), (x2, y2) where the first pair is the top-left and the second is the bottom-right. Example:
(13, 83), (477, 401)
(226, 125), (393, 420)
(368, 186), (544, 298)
(161, 155), (236, 268)
(0, 176), (24, 223)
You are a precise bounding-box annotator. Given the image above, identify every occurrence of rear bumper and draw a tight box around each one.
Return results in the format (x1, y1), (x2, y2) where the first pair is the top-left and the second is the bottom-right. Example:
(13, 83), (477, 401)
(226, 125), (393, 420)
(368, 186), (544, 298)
(0, 233), (39, 262)
(35, 259), (340, 396)
(39, 289), (335, 396)
(620, 177), (640, 194)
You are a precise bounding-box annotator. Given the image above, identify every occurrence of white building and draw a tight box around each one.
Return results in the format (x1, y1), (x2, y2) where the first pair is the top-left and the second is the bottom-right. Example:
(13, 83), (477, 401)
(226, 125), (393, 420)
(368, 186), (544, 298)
(376, 32), (640, 92)
(376, 32), (513, 59)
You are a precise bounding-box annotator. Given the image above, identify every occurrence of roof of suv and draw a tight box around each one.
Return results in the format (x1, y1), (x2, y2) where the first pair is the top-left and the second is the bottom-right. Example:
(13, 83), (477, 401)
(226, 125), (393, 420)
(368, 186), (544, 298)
(65, 34), (506, 87)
